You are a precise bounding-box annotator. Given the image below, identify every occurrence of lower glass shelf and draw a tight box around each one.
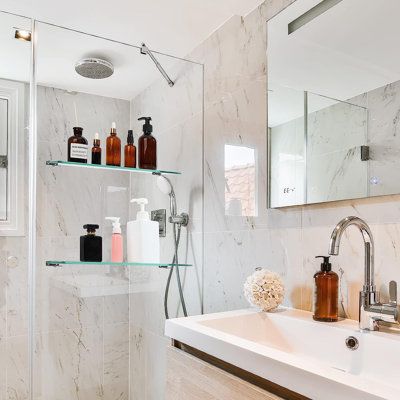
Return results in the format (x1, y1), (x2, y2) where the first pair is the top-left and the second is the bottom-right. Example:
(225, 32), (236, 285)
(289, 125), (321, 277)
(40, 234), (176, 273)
(46, 260), (191, 268)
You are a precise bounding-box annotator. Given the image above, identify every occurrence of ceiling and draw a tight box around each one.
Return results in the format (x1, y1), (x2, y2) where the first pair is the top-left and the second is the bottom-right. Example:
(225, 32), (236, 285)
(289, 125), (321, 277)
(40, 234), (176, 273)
(1, 0), (264, 57)
(0, 0), (264, 100)
(268, 0), (400, 126)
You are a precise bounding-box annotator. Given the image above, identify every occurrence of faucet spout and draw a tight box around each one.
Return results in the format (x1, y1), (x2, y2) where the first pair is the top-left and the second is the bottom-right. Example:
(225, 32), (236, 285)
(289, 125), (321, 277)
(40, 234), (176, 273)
(328, 216), (399, 331)
(328, 216), (375, 292)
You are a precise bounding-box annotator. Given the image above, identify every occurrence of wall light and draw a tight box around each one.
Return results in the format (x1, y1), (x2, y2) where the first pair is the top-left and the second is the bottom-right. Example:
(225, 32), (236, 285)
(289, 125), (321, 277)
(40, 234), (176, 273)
(14, 29), (31, 42)
(288, 0), (343, 34)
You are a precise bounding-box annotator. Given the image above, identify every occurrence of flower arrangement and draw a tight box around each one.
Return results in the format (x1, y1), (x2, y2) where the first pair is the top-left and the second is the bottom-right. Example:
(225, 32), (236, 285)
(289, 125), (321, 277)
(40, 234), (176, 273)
(243, 269), (285, 311)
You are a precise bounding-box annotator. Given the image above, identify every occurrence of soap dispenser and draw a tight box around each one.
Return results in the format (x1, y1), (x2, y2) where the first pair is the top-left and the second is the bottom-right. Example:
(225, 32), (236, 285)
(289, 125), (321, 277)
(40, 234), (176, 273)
(313, 256), (338, 322)
(127, 198), (160, 263)
(105, 217), (123, 262)
(138, 117), (157, 169)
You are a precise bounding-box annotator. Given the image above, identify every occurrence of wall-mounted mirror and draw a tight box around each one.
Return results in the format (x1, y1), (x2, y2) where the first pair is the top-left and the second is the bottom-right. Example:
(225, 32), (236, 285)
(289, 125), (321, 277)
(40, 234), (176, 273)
(267, 0), (400, 207)
(0, 12), (29, 235)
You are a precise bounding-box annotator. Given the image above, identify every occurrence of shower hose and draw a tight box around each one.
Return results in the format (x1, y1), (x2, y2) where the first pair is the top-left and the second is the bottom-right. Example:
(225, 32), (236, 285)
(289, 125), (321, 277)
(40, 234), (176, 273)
(164, 222), (188, 319)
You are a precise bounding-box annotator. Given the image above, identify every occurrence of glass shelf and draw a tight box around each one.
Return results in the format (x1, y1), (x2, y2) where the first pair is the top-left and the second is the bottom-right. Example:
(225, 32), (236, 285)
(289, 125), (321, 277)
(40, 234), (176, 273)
(46, 160), (182, 175)
(46, 260), (192, 268)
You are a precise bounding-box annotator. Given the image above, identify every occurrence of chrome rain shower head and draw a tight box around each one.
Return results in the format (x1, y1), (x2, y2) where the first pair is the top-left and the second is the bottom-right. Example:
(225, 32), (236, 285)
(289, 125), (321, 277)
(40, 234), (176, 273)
(75, 58), (114, 79)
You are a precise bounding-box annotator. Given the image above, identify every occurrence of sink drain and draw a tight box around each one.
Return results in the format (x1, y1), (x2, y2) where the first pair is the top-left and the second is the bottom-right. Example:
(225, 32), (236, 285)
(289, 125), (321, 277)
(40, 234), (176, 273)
(345, 336), (359, 350)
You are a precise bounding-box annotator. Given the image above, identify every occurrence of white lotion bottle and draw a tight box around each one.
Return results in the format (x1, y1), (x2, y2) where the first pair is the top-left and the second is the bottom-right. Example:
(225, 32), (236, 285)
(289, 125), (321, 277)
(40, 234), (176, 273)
(127, 198), (160, 264)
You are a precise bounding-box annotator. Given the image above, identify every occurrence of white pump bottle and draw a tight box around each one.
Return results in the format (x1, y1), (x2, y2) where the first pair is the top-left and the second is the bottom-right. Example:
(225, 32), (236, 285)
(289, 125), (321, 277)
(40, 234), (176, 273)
(127, 198), (160, 264)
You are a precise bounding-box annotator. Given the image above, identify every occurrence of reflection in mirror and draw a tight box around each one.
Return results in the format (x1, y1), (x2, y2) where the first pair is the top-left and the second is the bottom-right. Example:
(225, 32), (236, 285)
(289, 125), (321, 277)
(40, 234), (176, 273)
(225, 144), (256, 216)
(267, 0), (400, 207)
(0, 12), (29, 234)
(307, 92), (367, 203)
(269, 86), (305, 207)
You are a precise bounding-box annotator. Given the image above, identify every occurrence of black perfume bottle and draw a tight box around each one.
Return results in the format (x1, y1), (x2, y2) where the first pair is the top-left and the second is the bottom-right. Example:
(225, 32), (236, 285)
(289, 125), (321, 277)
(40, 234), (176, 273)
(80, 224), (102, 262)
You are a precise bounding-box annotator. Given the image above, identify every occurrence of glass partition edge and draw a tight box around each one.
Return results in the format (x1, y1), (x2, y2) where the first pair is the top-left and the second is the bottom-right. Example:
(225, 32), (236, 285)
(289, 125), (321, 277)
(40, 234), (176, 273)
(28, 18), (37, 400)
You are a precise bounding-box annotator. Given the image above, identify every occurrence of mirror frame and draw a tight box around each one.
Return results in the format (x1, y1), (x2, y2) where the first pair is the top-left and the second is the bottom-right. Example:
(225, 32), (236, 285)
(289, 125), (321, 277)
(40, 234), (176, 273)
(0, 79), (25, 235)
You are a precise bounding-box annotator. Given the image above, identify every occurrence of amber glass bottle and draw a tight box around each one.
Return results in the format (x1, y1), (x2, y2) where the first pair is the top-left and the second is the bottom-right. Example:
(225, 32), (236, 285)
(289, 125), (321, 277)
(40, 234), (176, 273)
(138, 117), (157, 169)
(313, 256), (338, 322)
(124, 130), (137, 168)
(106, 122), (121, 166)
(91, 133), (101, 164)
(68, 127), (88, 163)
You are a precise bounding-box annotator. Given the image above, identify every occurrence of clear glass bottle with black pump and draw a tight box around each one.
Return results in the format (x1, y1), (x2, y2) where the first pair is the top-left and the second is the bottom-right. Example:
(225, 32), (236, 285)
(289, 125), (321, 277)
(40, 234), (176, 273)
(313, 256), (338, 322)
(138, 117), (157, 169)
(68, 127), (88, 163)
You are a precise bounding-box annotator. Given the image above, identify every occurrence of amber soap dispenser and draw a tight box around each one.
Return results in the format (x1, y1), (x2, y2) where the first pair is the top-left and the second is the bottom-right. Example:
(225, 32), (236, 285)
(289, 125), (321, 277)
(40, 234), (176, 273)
(313, 256), (338, 322)
(138, 117), (157, 169)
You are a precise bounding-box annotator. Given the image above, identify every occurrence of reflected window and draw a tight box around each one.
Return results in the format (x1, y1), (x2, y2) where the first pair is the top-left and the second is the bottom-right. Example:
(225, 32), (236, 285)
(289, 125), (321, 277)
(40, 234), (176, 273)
(224, 144), (256, 217)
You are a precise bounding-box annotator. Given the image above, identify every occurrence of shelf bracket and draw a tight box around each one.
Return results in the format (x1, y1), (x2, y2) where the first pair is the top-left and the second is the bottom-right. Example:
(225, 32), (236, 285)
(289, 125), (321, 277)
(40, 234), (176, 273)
(46, 261), (60, 267)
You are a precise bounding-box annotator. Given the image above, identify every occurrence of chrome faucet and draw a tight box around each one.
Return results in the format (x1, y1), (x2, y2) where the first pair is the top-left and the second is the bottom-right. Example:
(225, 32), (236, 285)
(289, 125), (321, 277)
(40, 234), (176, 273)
(329, 216), (399, 331)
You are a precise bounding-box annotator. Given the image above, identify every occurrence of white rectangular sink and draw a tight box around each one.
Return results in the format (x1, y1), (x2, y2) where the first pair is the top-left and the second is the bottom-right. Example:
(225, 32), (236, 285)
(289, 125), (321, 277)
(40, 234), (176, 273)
(165, 308), (400, 400)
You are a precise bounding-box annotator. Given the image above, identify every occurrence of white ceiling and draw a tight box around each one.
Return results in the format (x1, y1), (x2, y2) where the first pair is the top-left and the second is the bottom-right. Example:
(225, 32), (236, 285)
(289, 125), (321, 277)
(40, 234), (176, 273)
(268, 0), (400, 126)
(1, 0), (265, 57)
(0, 0), (264, 100)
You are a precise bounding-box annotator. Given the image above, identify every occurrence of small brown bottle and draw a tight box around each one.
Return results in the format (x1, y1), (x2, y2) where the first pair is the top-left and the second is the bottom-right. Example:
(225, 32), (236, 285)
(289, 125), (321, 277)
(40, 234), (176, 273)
(138, 117), (157, 169)
(313, 256), (338, 322)
(91, 133), (101, 165)
(124, 130), (137, 168)
(68, 127), (88, 163)
(106, 122), (121, 166)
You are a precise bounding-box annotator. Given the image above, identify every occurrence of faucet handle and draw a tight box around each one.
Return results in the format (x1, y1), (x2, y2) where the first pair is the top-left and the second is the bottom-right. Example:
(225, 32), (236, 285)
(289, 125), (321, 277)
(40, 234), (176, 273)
(389, 280), (397, 305)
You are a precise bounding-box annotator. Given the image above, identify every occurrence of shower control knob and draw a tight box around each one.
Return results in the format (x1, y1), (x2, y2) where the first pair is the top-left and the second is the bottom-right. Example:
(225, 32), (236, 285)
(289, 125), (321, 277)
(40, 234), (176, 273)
(169, 213), (189, 227)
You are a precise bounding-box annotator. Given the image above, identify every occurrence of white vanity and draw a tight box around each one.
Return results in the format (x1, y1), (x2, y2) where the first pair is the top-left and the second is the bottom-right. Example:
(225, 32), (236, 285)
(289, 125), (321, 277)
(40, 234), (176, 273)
(165, 308), (400, 400)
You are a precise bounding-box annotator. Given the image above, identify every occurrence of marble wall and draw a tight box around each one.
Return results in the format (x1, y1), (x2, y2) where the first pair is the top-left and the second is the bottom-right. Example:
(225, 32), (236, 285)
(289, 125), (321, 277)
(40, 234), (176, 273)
(0, 80), (29, 399)
(192, 0), (400, 323)
(36, 86), (131, 400)
(129, 57), (203, 399)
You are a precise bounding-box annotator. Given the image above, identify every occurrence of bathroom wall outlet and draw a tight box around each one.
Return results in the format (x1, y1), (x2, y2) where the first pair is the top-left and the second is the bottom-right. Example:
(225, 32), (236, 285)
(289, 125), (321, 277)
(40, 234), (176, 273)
(151, 209), (166, 237)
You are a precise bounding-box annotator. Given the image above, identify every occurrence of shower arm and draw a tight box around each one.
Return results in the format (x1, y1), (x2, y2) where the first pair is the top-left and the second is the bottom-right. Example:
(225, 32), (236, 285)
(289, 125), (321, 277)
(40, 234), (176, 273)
(140, 43), (175, 87)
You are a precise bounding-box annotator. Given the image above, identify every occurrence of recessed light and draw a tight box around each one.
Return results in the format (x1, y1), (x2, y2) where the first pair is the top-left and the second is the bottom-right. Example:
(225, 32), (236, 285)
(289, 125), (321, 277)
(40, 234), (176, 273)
(14, 29), (31, 42)
(288, 0), (343, 34)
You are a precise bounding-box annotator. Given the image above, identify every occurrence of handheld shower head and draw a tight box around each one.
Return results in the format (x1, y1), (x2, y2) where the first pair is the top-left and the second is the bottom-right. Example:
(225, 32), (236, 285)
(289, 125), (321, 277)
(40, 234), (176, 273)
(157, 175), (174, 196)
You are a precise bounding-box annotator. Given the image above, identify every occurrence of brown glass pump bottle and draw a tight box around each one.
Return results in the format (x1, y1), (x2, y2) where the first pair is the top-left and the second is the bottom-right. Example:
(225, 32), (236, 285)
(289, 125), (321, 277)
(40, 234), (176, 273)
(68, 127), (88, 163)
(138, 117), (157, 169)
(106, 122), (121, 166)
(313, 256), (338, 322)
(124, 130), (137, 168)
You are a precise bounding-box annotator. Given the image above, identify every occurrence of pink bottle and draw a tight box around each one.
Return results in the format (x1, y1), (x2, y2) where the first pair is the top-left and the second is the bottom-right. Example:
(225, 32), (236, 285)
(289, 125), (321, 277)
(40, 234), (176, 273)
(105, 217), (123, 262)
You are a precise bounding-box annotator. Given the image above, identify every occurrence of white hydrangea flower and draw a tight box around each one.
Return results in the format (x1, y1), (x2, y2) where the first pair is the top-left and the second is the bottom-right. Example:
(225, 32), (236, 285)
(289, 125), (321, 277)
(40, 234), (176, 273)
(243, 269), (285, 311)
